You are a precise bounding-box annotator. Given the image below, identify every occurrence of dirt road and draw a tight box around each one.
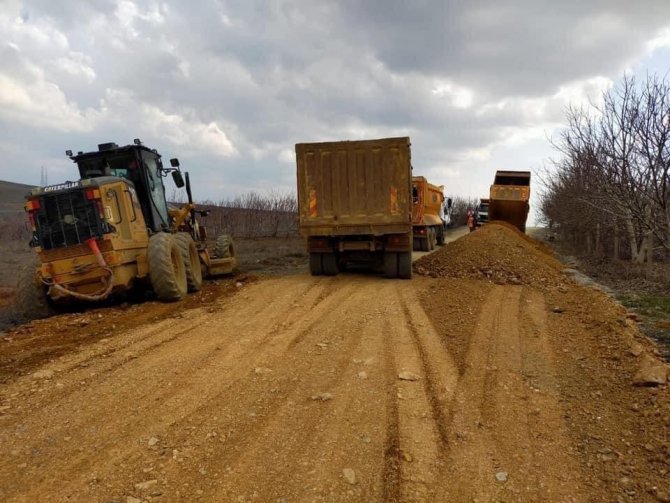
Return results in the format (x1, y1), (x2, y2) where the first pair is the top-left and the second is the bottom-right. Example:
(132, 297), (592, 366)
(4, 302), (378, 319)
(0, 225), (668, 502)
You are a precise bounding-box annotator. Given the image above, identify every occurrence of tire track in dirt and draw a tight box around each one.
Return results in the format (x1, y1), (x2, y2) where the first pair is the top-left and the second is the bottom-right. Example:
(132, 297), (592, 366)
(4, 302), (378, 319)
(0, 277), (355, 502)
(439, 285), (587, 502)
(380, 283), (460, 502)
(172, 277), (392, 501)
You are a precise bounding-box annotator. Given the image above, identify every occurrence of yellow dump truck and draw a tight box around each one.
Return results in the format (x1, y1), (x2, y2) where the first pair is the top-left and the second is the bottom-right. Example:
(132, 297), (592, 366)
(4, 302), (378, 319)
(488, 170), (531, 232)
(411, 176), (448, 251)
(296, 137), (413, 279)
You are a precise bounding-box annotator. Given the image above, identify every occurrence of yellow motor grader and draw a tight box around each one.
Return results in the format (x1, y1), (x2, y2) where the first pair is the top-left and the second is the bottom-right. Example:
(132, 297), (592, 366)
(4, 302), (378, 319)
(16, 140), (236, 320)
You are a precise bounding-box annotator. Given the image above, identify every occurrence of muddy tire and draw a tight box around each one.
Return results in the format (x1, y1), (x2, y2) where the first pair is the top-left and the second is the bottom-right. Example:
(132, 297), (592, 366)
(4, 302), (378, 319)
(436, 226), (445, 245)
(398, 252), (412, 279)
(15, 260), (54, 322)
(384, 252), (398, 278)
(322, 253), (339, 276)
(421, 236), (430, 252)
(214, 234), (235, 259)
(174, 233), (203, 292)
(309, 253), (323, 276)
(148, 233), (187, 301)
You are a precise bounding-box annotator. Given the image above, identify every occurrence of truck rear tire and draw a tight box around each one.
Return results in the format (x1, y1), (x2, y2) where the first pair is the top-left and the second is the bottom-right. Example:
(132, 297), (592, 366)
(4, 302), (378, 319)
(16, 260), (54, 321)
(148, 233), (187, 301)
(309, 253), (323, 276)
(384, 252), (398, 278)
(214, 234), (235, 259)
(322, 253), (339, 276)
(436, 227), (445, 245)
(174, 233), (203, 292)
(398, 252), (412, 279)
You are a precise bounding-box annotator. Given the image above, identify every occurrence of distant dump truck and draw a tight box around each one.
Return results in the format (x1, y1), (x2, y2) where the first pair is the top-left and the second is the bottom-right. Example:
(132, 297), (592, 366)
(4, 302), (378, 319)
(412, 176), (448, 251)
(296, 137), (413, 279)
(476, 197), (490, 226)
(488, 170), (531, 232)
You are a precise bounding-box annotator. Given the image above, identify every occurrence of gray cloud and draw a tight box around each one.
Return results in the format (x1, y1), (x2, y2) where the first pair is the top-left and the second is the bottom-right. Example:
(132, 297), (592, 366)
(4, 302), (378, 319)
(1, 0), (669, 211)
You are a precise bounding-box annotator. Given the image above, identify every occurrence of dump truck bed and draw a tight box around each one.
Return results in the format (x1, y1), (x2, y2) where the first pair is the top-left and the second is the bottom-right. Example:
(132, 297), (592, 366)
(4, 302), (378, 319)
(489, 170), (531, 232)
(296, 137), (412, 237)
(412, 176), (444, 227)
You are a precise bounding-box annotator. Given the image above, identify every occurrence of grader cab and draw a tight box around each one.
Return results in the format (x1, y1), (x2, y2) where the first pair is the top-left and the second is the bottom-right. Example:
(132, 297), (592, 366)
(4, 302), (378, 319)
(17, 140), (236, 320)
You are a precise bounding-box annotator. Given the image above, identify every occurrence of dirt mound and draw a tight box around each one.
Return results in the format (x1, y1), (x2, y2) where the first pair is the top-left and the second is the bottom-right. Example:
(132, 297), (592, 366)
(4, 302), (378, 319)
(414, 223), (566, 287)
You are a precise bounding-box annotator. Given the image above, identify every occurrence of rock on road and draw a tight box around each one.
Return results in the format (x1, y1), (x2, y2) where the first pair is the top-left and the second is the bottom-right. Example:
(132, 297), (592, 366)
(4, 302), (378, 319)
(0, 224), (668, 502)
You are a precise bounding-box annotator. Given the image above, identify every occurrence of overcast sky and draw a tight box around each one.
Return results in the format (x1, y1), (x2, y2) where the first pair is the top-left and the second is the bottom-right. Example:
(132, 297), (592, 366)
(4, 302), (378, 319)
(2, 1), (670, 221)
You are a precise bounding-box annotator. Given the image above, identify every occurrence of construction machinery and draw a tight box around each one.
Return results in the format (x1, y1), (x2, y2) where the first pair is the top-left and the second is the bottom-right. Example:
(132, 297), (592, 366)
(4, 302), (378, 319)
(17, 140), (236, 320)
(476, 197), (490, 226)
(488, 170), (531, 232)
(296, 137), (413, 279)
(411, 176), (450, 251)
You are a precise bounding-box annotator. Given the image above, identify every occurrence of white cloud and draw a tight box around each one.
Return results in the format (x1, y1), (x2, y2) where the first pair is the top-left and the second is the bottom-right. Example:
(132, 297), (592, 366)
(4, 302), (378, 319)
(432, 81), (474, 109)
(0, 73), (97, 132)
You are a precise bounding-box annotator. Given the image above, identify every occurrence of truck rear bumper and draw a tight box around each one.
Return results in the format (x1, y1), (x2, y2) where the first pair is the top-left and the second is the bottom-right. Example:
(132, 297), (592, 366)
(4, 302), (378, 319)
(307, 233), (411, 253)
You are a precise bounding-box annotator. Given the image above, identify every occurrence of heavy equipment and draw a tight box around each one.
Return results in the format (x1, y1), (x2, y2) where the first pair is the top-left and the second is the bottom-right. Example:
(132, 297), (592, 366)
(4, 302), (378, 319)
(476, 197), (490, 226)
(17, 140), (236, 320)
(296, 137), (413, 279)
(488, 170), (531, 232)
(411, 176), (450, 251)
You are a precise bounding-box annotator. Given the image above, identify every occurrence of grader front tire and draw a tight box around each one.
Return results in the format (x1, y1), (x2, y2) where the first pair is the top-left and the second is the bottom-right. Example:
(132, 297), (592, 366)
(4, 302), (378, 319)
(148, 233), (188, 301)
(174, 233), (203, 292)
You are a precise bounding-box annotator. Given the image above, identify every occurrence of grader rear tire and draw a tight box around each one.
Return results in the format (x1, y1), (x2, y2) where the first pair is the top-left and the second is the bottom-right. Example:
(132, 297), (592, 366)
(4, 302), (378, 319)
(214, 234), (235, 259)
(15, 260), (54, 321)
(174, 233), (203, 292)
(148, 233), (187, 301)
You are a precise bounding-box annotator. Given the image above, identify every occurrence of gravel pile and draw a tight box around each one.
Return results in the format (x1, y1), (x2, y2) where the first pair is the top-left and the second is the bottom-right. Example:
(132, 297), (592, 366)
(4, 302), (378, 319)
(414, 223), (565, 286)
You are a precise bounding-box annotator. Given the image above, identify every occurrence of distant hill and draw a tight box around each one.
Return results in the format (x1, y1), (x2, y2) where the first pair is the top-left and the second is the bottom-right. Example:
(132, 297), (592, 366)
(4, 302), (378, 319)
(0, 180), (35, 215)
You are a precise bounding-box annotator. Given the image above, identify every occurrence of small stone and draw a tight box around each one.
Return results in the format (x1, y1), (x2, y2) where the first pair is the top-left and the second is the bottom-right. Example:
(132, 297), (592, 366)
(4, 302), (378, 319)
(135, 479), (158, 491)
(316, 343), (328, 348)
(32, 369), (54, 380)
(633, 355), (669, 386)
(342, 468), (356, 485)
(311, 393), (332, 401)
(148, 437), (159, 447)
(495, 471), (508, 482)
(552, 307), (564, 314)
(398, 371), (420, 381)
(629, 343), (644, 357)
(126, 497), (141, 503)
(357, 371), (368, 379)
(235, 282), (243, 288)
(401, 451), (413, 462)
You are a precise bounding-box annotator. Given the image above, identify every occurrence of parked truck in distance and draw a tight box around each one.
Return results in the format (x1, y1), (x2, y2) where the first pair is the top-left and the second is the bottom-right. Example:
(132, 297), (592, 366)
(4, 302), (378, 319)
(296, 137), (413, 279)
(488, 170), (531, 232)
(412, 176), (449, 251)
(476, 197), (490, 226)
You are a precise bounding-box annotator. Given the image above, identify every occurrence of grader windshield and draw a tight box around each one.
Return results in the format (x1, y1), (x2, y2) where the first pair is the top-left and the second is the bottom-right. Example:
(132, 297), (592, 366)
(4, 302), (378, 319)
(73, 143), (171, 232)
